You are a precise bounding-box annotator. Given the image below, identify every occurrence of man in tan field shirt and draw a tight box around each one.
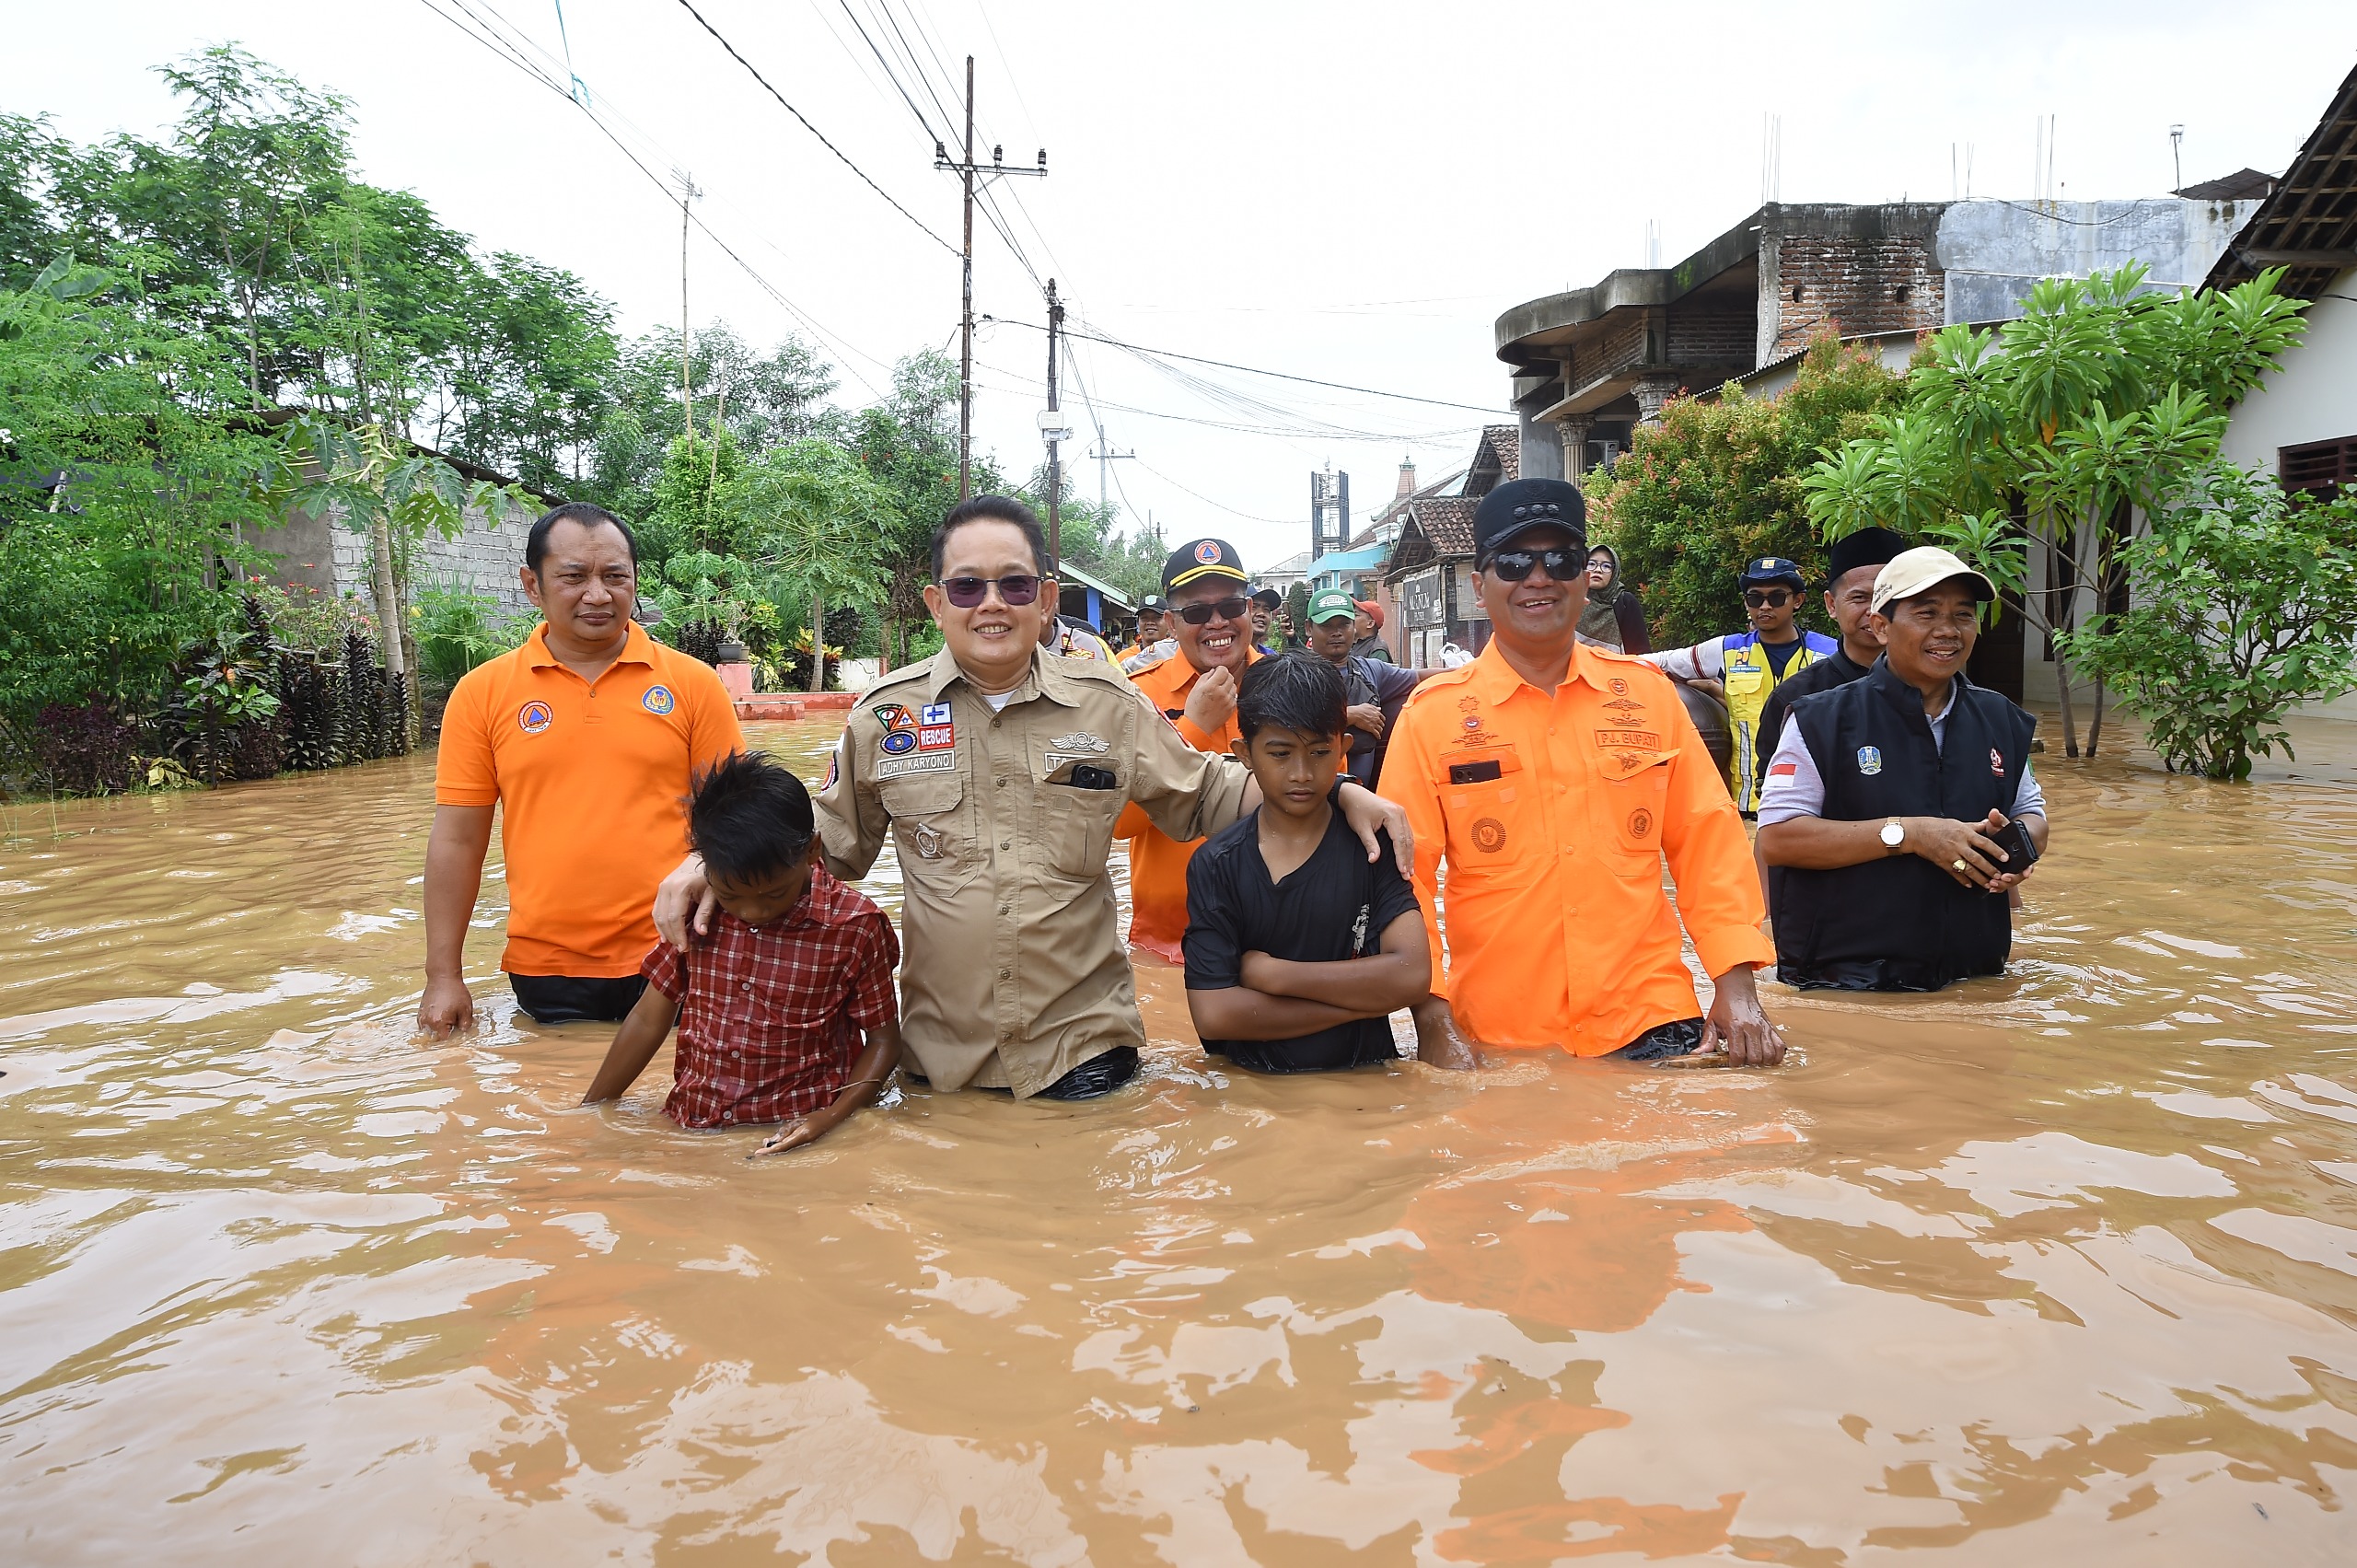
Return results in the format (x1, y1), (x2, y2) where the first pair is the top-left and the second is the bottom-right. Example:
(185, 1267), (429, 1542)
(657, 495), (1413, 1100)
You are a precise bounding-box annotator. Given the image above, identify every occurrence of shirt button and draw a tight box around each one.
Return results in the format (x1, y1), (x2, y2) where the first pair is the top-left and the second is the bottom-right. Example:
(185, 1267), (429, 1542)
(996, 777), (1006, 788)
(998, 969), (1010, 980)
(992, 718), (1001, 729)
(741, 981), (753, 992)
(1001, 840), (1011, 850)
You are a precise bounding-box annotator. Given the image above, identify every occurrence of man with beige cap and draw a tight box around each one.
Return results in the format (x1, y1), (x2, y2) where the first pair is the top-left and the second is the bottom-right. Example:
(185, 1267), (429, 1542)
(1755, 546), (2050, 992)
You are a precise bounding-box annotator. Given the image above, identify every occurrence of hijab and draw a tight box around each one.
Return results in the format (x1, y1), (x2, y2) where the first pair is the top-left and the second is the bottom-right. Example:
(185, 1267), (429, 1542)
(1577, 545), (1627, 647)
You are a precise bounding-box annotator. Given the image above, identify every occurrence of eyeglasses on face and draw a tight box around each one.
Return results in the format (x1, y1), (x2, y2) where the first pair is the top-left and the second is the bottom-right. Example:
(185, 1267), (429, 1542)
(1744, 587), (1796, 609)
(1484, 548), (1582, 582)
(939, 575), (1042, 609)
(1175, 596), (1250, 625)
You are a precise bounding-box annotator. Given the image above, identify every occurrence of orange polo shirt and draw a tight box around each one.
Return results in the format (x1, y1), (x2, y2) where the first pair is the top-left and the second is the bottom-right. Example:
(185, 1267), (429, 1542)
(1114, 646), (1261, 962)
(435, 621), (744, 977)
(1378, 640), (1770, 1055)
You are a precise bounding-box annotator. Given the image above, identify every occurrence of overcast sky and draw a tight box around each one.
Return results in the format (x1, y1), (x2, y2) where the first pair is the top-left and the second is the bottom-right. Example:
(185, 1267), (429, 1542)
(18, 1), (2356, 569)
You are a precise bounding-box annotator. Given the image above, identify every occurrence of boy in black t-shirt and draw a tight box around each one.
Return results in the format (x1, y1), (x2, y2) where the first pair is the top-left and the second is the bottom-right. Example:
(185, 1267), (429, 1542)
(1183, 656), (1430, 1073)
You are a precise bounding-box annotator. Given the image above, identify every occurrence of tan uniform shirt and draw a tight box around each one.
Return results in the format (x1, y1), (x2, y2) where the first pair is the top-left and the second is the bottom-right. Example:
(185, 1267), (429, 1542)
(816, 645), (1251, 1097)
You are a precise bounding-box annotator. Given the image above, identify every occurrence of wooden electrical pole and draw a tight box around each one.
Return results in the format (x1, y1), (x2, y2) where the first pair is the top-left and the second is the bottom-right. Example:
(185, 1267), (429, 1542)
(934, 59), (1045, 503)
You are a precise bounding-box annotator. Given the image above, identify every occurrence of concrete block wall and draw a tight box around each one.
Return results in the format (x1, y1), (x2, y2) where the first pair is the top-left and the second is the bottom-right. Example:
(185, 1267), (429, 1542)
(324, 498), (538, 613)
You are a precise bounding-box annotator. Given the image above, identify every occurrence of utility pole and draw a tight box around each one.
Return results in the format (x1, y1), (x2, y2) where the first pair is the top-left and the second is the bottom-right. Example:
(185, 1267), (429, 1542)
(1089, 435), (1136, 523)
(1044, 278), (1065, 564)
(678, 170), (700, 437)
(935, 58), (1046, 501)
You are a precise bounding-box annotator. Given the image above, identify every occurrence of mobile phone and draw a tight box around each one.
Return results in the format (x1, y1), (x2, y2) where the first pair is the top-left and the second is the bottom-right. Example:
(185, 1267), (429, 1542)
(1987, 817), (2039, 880)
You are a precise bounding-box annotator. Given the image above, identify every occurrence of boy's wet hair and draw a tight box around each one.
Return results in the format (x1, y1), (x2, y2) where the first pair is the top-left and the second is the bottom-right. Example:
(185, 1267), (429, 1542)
(1238, 654), (1347, 741)
(689, 752), (815, 886)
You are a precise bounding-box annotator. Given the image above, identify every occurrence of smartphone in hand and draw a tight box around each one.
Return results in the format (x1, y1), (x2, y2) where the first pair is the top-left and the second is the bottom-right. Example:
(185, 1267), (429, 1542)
(1986, 816), (2040, 886)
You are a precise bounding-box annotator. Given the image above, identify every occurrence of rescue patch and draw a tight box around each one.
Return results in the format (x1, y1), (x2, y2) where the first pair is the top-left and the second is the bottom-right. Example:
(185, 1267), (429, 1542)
(1594, 728), (1663, 749)
(1629, 807), (1654, 838)
(874, 750), (956, 780)
(517, 700), (553, 734)
(1857, 745), (1884, 776)
(641, 684), (676, 715)
(1471, 817), (1508, 854)
(919, 720), (955, 749)
(922, 703), (952, 726)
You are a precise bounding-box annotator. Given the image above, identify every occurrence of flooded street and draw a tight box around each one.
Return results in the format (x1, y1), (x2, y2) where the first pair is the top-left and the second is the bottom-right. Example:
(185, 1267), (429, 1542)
(6, 718), (2357, 1564)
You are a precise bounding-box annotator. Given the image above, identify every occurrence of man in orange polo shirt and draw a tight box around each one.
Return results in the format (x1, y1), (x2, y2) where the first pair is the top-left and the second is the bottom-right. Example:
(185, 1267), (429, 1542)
(419, 503), (743, 1032)
(1117, 538), (1261, 962)
(1379, 479), (1784, 1066)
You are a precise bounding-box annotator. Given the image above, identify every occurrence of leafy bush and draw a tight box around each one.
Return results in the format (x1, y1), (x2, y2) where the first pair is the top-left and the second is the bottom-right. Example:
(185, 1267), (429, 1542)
(412, 583), (534, 687)
(1585, 332), (1907, 649)
(28, 702), (142, 795)
(2059, 469), (2357, 779)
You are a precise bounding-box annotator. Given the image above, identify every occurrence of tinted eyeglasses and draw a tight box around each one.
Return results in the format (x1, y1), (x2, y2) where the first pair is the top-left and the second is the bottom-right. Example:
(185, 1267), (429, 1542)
(1484, 547), (1583, 582)
(939, 574), (1043, 609)
(1743, 587), (1796, 609)
(1175, 596), (1251, 625)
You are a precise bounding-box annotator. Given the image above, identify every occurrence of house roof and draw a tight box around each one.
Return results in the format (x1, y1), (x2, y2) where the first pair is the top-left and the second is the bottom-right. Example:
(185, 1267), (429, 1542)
(2206, 63), (2357, 300)
(1471, 424), (1518, 490)
(2176, 168), (2276, 202)
(1054, 557), (1136, 613)
(1353, 465), (1469, 548)
(1408, 495), (1478, 555)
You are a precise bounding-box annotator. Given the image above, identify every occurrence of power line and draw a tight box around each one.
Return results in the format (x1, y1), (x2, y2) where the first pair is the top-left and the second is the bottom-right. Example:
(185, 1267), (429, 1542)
(832, 0), (942, 143)
(669, 0), (959, 255)
(990, 316), (1503, 414)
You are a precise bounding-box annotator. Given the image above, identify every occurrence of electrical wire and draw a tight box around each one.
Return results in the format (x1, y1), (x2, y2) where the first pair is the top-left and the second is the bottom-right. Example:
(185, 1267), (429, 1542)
(669, 0), (959, 255)
(988, 316), (1501, 414)
(832, 0), (943, 144)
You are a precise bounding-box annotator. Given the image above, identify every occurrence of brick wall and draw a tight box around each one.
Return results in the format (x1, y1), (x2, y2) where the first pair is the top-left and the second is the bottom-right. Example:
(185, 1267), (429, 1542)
(1665, 311), (1756, 372)
(1767, 234), (1945, 361)
(327, 497), (538, 613)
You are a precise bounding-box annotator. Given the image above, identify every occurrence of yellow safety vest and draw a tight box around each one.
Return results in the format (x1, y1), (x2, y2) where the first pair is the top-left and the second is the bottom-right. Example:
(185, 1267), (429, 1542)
(1722, 633), (1833, 813)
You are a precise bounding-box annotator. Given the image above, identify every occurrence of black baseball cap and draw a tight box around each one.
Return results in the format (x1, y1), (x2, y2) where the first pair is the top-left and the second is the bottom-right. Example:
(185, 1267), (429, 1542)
(1471, 479), (1586, 564)
(1740, 555), (1805, 589)
(1138, 595), (1169, 615)
(1164, 538), (1248, 593)
(1826, 527), (1908, 587)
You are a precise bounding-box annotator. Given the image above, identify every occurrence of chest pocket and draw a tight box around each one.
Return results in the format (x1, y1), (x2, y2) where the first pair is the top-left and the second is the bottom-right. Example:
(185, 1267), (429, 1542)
(879, 772), (974, 889)
(1437, 745), (1540, 889)
(1033, 755), (1123, 881)
(1594, 749), (1676, 864)
(1724, 664), (1768, 699)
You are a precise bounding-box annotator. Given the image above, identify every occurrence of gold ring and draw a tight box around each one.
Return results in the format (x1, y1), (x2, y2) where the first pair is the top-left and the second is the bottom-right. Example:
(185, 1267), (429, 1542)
(1952, 858), (1968, 872)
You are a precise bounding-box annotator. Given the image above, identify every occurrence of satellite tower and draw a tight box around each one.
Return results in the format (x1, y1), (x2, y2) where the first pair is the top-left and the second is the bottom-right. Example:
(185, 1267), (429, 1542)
(1310, 465), (1351, 560)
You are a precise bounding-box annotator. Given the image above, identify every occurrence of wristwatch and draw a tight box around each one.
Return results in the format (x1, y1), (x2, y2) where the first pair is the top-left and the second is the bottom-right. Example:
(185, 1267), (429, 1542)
(1879, 819), (1906, 851)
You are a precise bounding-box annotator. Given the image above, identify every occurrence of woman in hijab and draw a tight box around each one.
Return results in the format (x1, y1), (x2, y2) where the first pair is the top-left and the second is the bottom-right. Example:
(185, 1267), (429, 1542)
(1576, 544), (1651, 654)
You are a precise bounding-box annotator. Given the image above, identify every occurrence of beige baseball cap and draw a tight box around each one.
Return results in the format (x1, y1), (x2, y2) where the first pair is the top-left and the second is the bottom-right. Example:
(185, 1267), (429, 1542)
(1871, 545), (1995, 616)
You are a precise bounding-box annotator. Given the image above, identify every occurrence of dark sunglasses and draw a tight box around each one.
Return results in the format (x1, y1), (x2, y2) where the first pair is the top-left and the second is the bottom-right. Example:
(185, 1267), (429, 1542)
(939, 574), (1043, 609)
(1485, 548), (1582, 582)
(1743, 587), (1796, 609)
(1176, 596), (1251, 625)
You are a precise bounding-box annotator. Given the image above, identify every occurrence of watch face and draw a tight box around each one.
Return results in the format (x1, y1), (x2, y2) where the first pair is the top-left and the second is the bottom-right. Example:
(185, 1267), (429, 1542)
(1880, 821), (1904, 846)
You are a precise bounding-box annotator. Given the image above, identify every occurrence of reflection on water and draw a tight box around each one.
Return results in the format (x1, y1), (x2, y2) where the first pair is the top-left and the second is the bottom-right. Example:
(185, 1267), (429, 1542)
(5, 718), (2357, 1563)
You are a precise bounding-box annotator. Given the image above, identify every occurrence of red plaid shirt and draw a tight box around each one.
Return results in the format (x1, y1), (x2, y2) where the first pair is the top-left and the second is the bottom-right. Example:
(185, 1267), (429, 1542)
(640, 865), (900, 1130)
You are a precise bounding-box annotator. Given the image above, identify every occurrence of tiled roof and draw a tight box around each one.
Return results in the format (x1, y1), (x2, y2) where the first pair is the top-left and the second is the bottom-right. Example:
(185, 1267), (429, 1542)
(1410, 495), (1478, 555)
(1477, 424), (1519, 483)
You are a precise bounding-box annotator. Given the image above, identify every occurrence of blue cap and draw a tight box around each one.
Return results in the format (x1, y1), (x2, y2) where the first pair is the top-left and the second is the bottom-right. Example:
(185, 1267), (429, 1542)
(1740, 555), (1805, 587)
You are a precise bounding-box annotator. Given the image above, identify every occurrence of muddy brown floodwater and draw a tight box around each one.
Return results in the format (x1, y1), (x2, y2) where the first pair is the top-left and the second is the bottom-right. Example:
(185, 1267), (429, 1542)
(6, 716), (2357, 1565)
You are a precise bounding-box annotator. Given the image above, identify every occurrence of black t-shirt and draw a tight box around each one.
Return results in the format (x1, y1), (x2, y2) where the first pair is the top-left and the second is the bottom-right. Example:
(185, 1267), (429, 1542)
(1761, 634), (1805, 677)
(1183, 813), (1421, 1073)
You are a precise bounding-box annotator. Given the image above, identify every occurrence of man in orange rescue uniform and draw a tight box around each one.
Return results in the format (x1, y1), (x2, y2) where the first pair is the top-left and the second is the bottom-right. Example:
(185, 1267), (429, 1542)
(420, 503), (743, 1032)
(1380, 479), (1785, 1066)
(1117, 538), (1262, 962)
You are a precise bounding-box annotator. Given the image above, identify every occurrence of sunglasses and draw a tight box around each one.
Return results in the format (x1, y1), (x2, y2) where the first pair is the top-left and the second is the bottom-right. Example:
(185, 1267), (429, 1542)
(1175, 596), (1251, 625)
(939, 575), (1043, 609)
(1485, 547), (1582, 582)
(1743, 587), (1796, 609)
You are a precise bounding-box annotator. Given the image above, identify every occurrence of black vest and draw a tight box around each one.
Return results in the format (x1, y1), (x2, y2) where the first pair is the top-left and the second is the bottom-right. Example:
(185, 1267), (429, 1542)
(1772, 661), (2036, 992)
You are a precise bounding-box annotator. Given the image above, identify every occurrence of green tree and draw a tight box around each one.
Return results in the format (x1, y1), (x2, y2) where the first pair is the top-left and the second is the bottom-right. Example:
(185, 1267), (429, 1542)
(2056, 469), (2357, 780)
(1802, 265), (2306, 756)
(719, 439), (893, 691)
(1585, 331), (1907, 649)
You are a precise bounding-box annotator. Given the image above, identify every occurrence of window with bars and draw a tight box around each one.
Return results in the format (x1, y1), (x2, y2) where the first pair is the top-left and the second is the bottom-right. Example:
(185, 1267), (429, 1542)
(2281, 436), (2357, 503)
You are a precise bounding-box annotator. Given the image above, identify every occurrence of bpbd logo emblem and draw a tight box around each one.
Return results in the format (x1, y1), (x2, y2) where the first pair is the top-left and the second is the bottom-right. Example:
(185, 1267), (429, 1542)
(1194, 540), (1222, 564)
(641, 684), (677, 715)
(517, 701), (553, 734)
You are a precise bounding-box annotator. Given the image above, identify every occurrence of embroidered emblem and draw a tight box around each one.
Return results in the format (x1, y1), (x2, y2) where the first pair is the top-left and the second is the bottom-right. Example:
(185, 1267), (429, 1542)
(1857, 745), (1884, 776)
(881, 729), (919, 754)
(640, 684), (676, 715)
(921, 703), (952, 726)
(517, 701), (553, 734)
(919, 719), (955, 749)
(1470, 817), (1508, 853)
(1463, 714), (1483, 731)
(872, 703), (917, 732)
(874, 750), (956, 780)
(1603, 697), (1644, 716)
(1051, 731), (1106, 753)
(912, 822), (946, 858)
(1989, 747), (2004, 776)
(1194, 540), (1223, 564)
(1608, 677), (1630, 695)
(821, 744), (840, 791)
(1457, 695), (1480, 713)
(1595, 728), (1663, 749)
(1629, 808), (1654, 838)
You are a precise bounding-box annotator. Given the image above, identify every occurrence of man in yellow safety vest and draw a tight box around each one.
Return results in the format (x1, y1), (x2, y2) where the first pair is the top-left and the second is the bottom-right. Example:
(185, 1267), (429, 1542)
(1641, 556), (1834, 815)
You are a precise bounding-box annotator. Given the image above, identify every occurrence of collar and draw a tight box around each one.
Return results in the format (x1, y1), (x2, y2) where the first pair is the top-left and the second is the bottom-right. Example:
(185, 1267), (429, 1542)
(522, 619), (656, 670)
(1465, 636), (1613, 703)
(1865, 656), (1970, 728)
(917, 644), (1079, 709)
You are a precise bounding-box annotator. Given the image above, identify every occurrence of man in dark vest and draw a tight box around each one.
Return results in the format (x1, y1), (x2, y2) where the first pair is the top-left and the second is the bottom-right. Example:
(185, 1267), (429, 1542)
(1751, 526), (1909, 795)
(1755, 546), (2049, 991)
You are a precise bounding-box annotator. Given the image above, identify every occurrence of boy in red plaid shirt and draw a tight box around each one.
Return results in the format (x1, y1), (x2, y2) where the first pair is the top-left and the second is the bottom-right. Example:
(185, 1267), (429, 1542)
(584, 752), (901, 1153)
